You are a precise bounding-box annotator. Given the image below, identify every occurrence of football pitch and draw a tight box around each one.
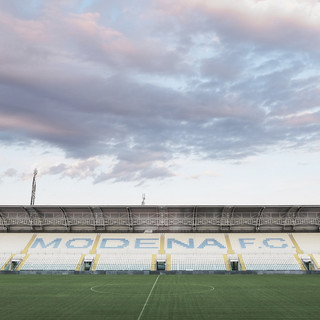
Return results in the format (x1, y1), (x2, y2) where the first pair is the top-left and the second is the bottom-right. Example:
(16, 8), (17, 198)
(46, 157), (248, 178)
(1, 274), (320, 319)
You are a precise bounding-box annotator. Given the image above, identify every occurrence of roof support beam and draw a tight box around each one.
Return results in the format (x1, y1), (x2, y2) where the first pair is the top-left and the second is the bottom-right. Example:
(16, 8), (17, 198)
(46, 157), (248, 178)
(90, 206), (105, 231)
(256, 207), (265, 231)
(59, 207), (70, 231)
(0, 209), (7, 231)
(192, 206), (197, 231)
(127, 207), (133, 231)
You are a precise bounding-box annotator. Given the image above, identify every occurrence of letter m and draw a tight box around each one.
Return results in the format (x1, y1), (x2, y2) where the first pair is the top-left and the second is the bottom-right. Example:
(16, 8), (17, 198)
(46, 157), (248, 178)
(31, 238), (62, 249)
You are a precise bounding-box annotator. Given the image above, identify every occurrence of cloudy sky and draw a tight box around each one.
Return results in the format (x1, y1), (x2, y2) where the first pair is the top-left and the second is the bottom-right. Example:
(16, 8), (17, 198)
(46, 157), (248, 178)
(1, 0), (320, 205)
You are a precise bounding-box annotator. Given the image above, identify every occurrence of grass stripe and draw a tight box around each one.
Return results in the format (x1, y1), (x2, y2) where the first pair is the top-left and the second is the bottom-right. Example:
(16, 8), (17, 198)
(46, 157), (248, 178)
(1, 274), (320, 319)
(137, 275), (160, 320)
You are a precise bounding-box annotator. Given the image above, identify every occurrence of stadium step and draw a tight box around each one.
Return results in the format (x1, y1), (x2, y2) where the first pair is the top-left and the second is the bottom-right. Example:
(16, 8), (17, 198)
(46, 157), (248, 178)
(151, 254), (157, 271)
(91, 254), (100, 271)
(294, 254), (306, 270)
(289, 234), (304, 254)
(224, 234), (235, 254)
(309, 254), (320, 270)
(16, 254), (30, 271)
(21, 234), (37, 254)
(166, 254), (171, 271)
(223, 254), (231, 271)
(90, 234), (101, 254)
(76, 254), (86, 271)
(158, 234), (165, 254)
(238, 254), (246, 271)
(1, 253), (15, 271)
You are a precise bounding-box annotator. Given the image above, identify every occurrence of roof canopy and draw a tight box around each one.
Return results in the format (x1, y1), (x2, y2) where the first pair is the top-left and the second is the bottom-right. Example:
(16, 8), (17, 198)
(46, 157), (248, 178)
(0, 205), (319, 233)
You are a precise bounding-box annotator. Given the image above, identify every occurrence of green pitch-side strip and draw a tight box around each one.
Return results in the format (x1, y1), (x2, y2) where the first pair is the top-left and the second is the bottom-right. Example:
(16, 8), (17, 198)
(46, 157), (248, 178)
(90, 234), (101, 254)
(224, 234), (235, 254)
(21, 234), (37, 254)
(16, 254), (30, 271)
(238, 254), (246, 271)
(294, 254), (306, 270)
(158, 234), (165, 254)
(166, 254), (171, 271)
(0, 253), (15, 270)
(289, 234), (304, 254)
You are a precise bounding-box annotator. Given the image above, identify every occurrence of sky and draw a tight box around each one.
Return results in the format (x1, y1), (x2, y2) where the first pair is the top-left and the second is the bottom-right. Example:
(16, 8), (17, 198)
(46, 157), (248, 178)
(1, 0), (320, 206)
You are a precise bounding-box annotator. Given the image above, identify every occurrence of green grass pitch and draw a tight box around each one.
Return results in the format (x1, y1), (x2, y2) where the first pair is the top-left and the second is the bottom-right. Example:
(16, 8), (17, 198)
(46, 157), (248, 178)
(1, 274), (320, 319)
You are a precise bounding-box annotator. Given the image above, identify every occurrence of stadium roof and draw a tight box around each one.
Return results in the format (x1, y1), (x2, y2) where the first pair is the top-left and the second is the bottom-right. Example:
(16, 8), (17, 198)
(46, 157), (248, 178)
(0, 205), (319, 233)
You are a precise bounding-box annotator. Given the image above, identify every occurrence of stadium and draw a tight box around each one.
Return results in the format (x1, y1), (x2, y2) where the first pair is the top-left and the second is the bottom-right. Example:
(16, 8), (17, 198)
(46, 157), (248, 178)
(2, 0), (320, 318)
(1, 204), (320, 273)
(1, 205), (320, 319)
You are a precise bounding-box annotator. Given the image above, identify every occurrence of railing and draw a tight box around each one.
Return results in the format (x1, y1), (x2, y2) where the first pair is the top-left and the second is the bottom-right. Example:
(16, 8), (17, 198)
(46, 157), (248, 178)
(0, 214), (319, 230)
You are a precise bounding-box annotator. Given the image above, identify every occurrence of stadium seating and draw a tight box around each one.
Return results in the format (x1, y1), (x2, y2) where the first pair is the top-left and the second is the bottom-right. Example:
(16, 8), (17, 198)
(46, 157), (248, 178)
(28, 233), (97, 254)
(0, 254), (11, 269)
(95, 254), (151, 271)
(96, 233), (161, 253)
(311, 254), (320, 268)
(171, 254), (226, 271)
(165, 233), (227, 253)
(165, 233), (227, 271)
(21, 254), (81, 271)
(229, 233), (297, 254)
(0, 232), (319, 271)
(241, 254), (301, 271)
(94, 233), (158, 271)
(0, 233), (34, 253)
(291, 233), (320, 254)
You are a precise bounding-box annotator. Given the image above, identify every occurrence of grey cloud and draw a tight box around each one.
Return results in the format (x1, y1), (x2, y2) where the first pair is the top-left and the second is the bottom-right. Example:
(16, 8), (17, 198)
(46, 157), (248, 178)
(94, 159), (175, 184)
(0, 168), (20, 184)
(44, 158), (101, 180)
(3, 168), (18, 177)
(1, 61), (320, 179)
(154, 0), (320, 54)
(200, 49), (245, 81)
(93, 146), (176, 183)
(45, 163), (67, 175)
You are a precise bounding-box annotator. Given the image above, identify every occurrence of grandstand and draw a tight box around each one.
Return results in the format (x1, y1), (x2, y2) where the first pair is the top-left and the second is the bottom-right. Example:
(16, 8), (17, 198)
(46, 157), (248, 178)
(0, 205), (320, 273)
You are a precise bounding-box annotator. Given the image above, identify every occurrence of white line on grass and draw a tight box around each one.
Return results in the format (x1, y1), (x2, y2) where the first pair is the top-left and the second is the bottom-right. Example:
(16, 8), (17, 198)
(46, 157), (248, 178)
(137, 274), (160, 320)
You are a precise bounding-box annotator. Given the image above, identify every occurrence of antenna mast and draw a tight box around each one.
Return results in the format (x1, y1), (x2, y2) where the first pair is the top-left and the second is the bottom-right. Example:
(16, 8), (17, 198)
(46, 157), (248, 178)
(141, 193), (146, 205)
(30, 168), (38, 206)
